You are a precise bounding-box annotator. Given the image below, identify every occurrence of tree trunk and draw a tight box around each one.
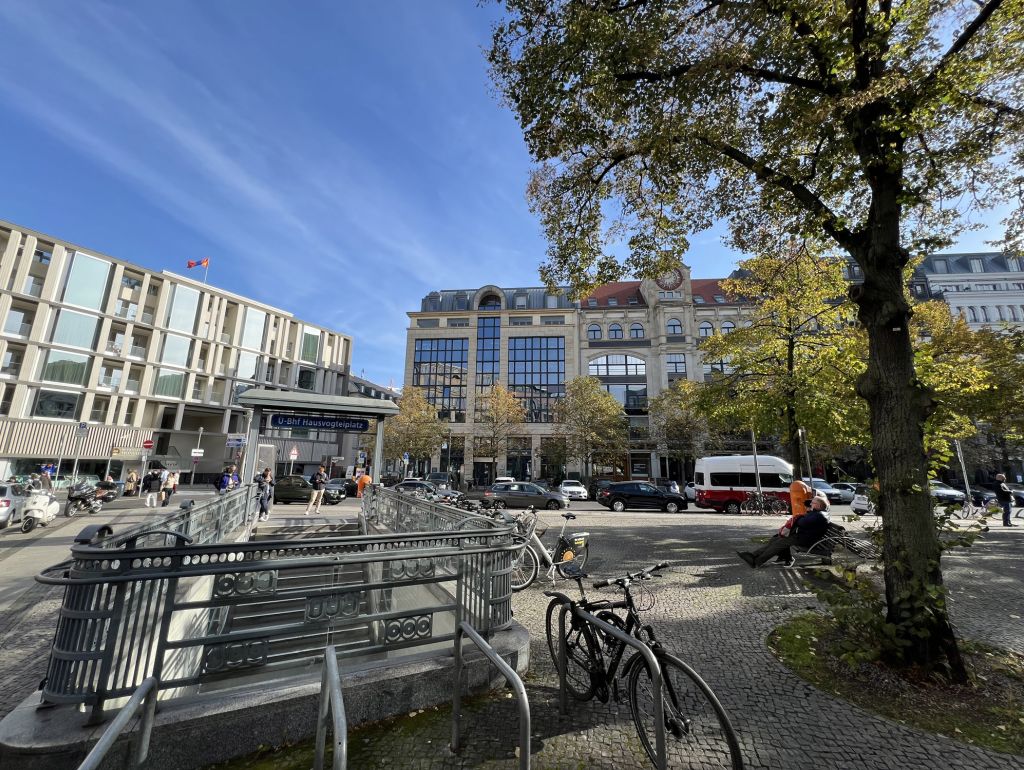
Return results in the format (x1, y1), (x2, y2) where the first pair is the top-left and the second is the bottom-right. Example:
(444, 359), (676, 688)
(785, 334), (802, 473)
(853, 191), (967, 681)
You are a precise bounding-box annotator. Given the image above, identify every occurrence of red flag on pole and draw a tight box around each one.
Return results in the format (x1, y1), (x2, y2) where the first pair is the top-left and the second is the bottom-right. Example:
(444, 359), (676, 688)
(186, 258), (210, 269)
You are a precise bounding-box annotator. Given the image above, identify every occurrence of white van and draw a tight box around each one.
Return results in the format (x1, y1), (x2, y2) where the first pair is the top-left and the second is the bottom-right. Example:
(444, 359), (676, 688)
(693, 455), (794, 514)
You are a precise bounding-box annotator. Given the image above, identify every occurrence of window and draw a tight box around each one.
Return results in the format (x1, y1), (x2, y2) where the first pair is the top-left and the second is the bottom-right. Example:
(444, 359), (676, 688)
(121, 275), (143, 290)
(703, 360), (726, 381)
(714, 295), (725, 303)
(236, 351), (260, 380)
(589, 354), (646, 376)
(970, 258), (984, 273)
(510, 317), (533, 326)
(165, 284), (200, 333)
(514, 293), (527, 309)
(607, 297), (618, 306)
(0, 387), (14, 416)
(52, 309), (99, 349)
(1, 348), (23, 376)
(413, 337), (468, 422)
(541, 315), (564, 325)
(475, 317), (501, 418)
(508, 337), (566, 422)
(62, 252), (111, 310)
(602, 382), (647, 410)
(1007, 256), (1021, 272)
(153, 368), (185, 398)
(629, 323), (644, 339)
(240, 308), (266, 350)
(416, 318), (440, 328)
(448, 318), (470, 328)
(301, 331), (319, 362)
(454, 293), (469, 311)
(89, 396), (110, 422)
(587, 299), (597, 307)
(3, 308), (32, 336)
(479, 294), (502, 310)
(297, 367), (316, 390)
(160, 333), (192, 367)
(628, 296), (639, 305)
(546, 294), (559, 309)
(98, 365), (122, 388)
(693, 296), (705, 304)
(40, 351), (90, 385)
(933, 259), (948, 274)
(32, 389), (82, 419)
(981, 306), (990, 322)
(666, 354), (686, 374)
(608, 323), (623, 339)
(123, 398), (136, 425)
(666, 318), (682, 335)
(699, 322), (713, 337)
(587, 324), (602, 340)
(721, 321), (735, 334)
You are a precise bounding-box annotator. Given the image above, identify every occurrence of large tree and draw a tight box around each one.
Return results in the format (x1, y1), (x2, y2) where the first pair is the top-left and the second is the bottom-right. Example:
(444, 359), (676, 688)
(476, 384), (527, 481)
(489, 0), (1024, 678)
(647, 378), (718, 478)
(362, 389), (447, 472)
(554, 376), (629, 477)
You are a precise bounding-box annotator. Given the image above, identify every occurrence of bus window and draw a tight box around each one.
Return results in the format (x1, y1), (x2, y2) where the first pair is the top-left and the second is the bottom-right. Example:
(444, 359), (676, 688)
(710, 472), (741, 486)
(694, 472), (704, 485)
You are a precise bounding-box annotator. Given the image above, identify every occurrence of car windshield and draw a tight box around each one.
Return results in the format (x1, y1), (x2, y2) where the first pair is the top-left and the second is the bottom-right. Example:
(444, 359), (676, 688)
(930, 481), (953, 490)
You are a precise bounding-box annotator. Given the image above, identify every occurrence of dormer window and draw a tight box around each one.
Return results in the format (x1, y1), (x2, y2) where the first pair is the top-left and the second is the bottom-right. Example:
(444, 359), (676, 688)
(714, 294), (725, 303)
(514, 292), (528, 309)
(454, 293), (469, 311)
(628, 296), (639, 305)
(479, 293), (502, 310)
(587, 298), (597, 307)
(693, 296), (705, 304)
(607, 297), (618, 306)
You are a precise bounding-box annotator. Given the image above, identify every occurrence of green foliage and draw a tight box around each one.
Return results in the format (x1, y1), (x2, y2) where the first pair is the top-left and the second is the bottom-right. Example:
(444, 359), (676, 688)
(647, 378), (718, 465)
(362, 389), (447, 463)
(476, 384), (527, 474)
(553, 376), (629, 472)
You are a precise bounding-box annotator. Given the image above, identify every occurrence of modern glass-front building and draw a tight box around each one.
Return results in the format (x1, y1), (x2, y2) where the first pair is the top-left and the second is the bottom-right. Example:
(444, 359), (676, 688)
(0, 220), (353, 481)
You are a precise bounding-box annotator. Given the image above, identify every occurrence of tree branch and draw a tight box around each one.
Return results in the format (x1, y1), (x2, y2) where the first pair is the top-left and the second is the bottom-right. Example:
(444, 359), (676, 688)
(925, 0), (1005, 85)
(615, 62), (831, 93)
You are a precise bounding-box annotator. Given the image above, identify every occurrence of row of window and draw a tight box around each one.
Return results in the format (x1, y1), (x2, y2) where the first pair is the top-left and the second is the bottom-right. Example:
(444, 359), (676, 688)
(959, 305), (1023, 323)
(585, 318), (737, 341)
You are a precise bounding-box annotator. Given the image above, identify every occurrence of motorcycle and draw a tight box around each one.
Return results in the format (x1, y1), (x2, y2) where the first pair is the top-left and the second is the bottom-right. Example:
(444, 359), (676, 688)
(64, 481), (104, 517)
(20, 490), (60, 533)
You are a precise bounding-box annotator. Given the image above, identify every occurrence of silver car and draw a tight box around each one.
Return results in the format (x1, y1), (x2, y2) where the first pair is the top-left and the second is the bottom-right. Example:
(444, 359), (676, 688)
(485, 482), (569, 510)
(0, 482), (29, 529)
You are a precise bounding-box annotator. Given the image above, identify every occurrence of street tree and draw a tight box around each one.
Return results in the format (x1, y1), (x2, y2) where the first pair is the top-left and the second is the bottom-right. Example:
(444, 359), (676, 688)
(647, 378), (718, 478)
(489, 0), (1024, 678)
(476, 384), (527, 481)
(697, 241), (865, 470)
(362, 389), (446, 471)
(554, 376), (629, 477)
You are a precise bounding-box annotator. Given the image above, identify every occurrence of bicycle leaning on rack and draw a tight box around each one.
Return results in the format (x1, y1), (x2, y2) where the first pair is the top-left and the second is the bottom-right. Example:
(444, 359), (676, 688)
(739, 491), (789, 516)
(501, 507), (590, 591)
(544, 562), (743, 769)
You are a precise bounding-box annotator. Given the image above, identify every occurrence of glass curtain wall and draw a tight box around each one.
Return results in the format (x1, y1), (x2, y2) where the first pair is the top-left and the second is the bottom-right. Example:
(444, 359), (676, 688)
(413, 338), (469, 422)
(40, 350), (90, 385)
(62, 253), (111, 310)
(52, 310), (100, 349)
(166, 284), (200, 333)
(241, 308), (266, 350)
(475, 317), (500, 419)
(507, 336), (565, 422)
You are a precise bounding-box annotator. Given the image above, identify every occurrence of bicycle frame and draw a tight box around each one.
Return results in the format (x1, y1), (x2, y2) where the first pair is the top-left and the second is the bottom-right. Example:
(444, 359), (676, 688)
(532, 515), (589, 579)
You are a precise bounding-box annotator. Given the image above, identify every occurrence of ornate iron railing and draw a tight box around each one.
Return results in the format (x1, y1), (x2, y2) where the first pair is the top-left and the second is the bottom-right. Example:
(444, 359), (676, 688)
(35, 486), (516, 722)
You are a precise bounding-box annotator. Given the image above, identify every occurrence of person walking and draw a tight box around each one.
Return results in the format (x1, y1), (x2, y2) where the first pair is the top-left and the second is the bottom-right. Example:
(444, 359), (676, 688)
(995, 473), (1015, 527)
(305, 465), (328, 515)
(124, 469), (138, 497)
(255, 468), (275, 522)
(142, 470), (162, 508)
(160, 471), (177, 507)
(357, 471), (373, 498)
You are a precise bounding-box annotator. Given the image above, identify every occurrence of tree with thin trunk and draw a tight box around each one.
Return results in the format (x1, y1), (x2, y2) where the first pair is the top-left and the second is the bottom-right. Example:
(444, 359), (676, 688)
(647, 378), (718, 480)
(477, 384), (527, 481)
(554, 376), (630, 478)
(489, 0), (1024, 679)
(362, 389), (447, 473)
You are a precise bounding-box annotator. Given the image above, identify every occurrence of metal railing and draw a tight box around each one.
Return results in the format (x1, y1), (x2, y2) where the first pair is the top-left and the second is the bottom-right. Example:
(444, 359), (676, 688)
(452, 621), (530, 769)
(362, 485), (494, 534)
(35, 486), (515, 723)
(76, 677), (158, 770)
(314, 647), (348, 770)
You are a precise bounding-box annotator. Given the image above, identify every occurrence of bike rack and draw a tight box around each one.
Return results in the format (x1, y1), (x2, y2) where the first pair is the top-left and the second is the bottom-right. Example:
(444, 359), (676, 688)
(314, 646), (348, 770)
(76, 676), (159, 770)
(554, 602), (668, 770)
(452, 621), (531, 770)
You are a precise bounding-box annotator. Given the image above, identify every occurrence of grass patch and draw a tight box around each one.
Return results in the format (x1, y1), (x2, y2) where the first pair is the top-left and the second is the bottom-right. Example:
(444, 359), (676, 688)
(769, 612), (1024, 755)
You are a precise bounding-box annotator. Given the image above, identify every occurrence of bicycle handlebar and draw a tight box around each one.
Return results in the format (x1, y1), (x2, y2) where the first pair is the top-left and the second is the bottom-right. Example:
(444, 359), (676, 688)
(592, 561), (670, 589)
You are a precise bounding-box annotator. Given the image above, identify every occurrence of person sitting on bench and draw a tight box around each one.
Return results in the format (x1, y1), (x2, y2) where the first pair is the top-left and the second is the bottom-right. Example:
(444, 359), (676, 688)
(737, 497), (830, 568)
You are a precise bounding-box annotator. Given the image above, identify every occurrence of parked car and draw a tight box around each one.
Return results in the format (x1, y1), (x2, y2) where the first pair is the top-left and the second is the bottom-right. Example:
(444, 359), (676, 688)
(980, 481), (1024, 507)
(953, 485), (997, 507)
(829, 482), (858, 503)
(484, 482), (568, 510)
(851, 484), (875, 515)
(802, 478), (844, 505)
(928, 480), (966, 505)
(273, 475), (343, 505)
(597, 481), (688, 513)
(683, 482), (696, 501)
(426, 471), (458, 490)
(694, 455), (793, 514)
(394, 479), (462, 501)
(652, 478), (680, 495)
(325, 478), (349, 499)
(587, 477), (618, 500)
(493, 476), (516, 485)
(0, 483), (29, 529)
(559, 479), (588, 500)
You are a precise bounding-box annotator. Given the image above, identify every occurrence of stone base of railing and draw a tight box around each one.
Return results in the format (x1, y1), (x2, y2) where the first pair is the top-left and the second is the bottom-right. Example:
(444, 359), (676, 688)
(0, 621), (529, 770)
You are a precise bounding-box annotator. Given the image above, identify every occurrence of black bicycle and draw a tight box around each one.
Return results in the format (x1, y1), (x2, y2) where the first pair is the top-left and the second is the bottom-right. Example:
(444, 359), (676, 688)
(544, 563), (743, 769)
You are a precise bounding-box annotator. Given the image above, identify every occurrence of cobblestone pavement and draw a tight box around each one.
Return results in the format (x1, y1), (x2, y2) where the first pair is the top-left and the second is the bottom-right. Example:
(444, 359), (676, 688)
(0, 509), (1021, 769)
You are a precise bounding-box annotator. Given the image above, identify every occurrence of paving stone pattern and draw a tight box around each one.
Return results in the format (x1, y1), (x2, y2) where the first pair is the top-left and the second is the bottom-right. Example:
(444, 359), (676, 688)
(0, 511), (1021, 769)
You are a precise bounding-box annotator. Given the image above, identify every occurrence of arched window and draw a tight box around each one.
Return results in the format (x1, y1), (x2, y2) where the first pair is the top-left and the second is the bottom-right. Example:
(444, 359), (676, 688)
(630, 323), (645, 339)
(587, 324), (602, 340)
(666, 318), (682, 335)
(721, 321), (735, 334)
(479, 293), (502, 310)
(698, 321), (713, 338)
(981, 306), (990, 322)
(967, 306), (978, 322)
(1010, 306), (1019, 322)
(589, 354), (646, 376)
(608, 323), (623, 339)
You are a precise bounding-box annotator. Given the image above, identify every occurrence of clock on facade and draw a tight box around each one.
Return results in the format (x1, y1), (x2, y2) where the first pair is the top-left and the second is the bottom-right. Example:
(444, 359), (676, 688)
(656, 268), (684, 291)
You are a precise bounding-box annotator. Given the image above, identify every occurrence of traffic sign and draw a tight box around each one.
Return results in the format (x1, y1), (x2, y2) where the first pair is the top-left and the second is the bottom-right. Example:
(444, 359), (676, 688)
(191, 448), (205, 457)
(76, 422), (89, 438)
(402, 452), (409, 462)
(142, 439), (154, 450)
(226, 432), (248, 448)
(331, 456), (344, 464)
(289, 446), (299, 460)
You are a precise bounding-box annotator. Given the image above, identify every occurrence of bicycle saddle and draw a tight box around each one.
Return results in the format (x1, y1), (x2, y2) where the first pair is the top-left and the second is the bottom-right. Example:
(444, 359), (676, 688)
(560, 561), (587, 578)
(561, 512), (576, 520)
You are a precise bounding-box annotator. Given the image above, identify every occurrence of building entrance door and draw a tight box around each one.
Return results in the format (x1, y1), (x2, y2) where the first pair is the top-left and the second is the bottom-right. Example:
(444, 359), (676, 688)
(473, 461), (493, 487)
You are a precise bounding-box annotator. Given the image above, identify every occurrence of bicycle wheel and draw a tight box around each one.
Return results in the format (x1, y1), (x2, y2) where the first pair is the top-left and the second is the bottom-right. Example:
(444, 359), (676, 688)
(628, 652), (743, 769)
(544, 599), (599, 701)
(554, 540), (589, 577)
(510, 544), (539, 591)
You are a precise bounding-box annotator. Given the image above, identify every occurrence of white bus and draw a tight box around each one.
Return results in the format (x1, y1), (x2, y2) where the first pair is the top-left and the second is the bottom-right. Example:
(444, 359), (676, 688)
(693, 455), (794, 514)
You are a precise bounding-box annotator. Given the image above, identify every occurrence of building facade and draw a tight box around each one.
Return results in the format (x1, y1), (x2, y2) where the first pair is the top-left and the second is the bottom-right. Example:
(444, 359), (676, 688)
(404, 269), (751, 485)
(338, 373), (401, 478)
(0, 220), (353, 482)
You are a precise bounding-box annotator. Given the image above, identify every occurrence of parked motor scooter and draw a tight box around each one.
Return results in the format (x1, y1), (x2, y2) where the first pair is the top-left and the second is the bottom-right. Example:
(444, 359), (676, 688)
(20, 490), (60, 533)
(64, 481), (104, 517)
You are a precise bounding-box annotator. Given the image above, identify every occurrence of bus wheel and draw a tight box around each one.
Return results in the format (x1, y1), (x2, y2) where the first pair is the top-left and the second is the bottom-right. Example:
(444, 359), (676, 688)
(725, 501), (741, 515)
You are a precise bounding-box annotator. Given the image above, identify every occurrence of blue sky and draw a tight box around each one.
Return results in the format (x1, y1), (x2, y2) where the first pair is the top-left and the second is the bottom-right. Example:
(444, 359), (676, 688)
(0, 2), (1008, 386)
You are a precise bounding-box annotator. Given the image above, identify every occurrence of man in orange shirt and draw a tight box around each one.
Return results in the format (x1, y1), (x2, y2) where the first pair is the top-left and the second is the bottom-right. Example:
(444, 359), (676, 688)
(357, 472), (373, 497)
(789, 478), (814, 517)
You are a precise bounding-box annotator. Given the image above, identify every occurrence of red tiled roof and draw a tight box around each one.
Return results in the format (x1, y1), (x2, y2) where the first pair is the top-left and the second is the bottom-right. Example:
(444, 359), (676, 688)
(691, 278), (739, 304)
(583, 281), (645, 307)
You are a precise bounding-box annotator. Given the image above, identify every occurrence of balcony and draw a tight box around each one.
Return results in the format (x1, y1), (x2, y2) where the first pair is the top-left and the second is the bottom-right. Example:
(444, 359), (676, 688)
(125, 379), (141, 393)
(139, 311), (155, 326)
(114, 305), (138, 321)
(0, 362), (20, 377)
(129, 345), (147, 359)
(22, 277), (43, 297)
(99, 374), (122, 388)
(220, 333), (231, 344)
(191, 386), (205, 401)
(3, 321), (31, 337)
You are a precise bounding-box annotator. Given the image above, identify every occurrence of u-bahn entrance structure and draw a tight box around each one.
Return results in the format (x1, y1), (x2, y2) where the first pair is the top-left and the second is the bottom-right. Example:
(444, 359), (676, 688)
(0, 390), (530, 770)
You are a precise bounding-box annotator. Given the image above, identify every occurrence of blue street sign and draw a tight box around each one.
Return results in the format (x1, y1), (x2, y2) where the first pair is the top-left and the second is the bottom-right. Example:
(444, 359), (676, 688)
(269, 415), (370, 432)
(403, 452), (410, 462)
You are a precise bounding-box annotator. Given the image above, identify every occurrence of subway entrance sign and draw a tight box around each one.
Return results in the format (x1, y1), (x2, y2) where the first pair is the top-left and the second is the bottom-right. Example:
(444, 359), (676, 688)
(269, 415), (370, 432)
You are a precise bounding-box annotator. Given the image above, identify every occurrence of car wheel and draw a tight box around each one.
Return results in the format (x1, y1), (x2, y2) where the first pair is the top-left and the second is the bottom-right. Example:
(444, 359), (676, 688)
(546, 500), (560, 510)
(725, 501), (741, 515)
(665, 501), (679, 513)
(611, 499), (626, 512)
